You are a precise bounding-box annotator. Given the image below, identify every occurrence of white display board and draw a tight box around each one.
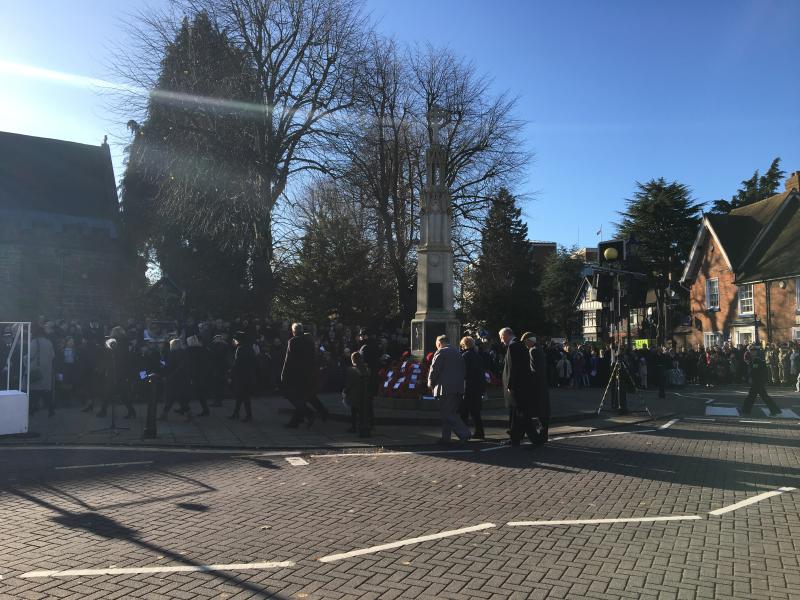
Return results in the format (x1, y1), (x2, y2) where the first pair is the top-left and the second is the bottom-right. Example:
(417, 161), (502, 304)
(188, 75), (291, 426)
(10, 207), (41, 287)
(0, 390), (28, 435)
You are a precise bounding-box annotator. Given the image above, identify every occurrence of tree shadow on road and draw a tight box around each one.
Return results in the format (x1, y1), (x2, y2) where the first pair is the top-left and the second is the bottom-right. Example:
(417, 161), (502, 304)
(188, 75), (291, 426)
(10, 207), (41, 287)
(3, 486), (291, 598)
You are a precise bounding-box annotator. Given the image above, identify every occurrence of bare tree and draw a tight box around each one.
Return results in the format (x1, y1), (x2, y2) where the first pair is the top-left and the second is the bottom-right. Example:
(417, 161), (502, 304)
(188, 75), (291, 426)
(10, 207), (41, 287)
(118, 0), (367, 311)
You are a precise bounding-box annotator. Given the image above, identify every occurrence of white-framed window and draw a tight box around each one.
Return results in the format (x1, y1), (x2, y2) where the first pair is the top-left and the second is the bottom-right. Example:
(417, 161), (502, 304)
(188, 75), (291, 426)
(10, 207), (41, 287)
(796, 277), (799, 312)
(583, 311), (597, 328)
(737, 331), (753, 346)
(793, 327), (800, 342)
(704, 331), (723, 348)
(706, 278), (719, 310)
(738, 284), (754, 315)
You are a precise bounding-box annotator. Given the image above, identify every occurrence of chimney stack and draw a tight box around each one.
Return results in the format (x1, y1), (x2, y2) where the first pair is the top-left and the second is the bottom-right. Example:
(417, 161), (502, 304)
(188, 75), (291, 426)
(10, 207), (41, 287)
(785, 171), (800, 192)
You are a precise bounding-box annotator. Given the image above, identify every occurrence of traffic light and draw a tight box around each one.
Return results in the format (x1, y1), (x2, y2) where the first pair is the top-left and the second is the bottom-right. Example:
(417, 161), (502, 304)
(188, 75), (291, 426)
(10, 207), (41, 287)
(594, 273), (613, 302)
(598, 239), (625, 266)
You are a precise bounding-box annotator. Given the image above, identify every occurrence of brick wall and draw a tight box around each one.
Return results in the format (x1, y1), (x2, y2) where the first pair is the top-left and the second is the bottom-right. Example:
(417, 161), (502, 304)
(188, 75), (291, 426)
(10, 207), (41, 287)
(0, 223), (125, 323)
(689, 231), (800, 346)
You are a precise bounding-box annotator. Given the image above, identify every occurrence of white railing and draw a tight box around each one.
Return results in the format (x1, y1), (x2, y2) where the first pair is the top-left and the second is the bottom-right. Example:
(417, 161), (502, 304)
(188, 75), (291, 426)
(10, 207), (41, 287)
(1, 322), (31, 435)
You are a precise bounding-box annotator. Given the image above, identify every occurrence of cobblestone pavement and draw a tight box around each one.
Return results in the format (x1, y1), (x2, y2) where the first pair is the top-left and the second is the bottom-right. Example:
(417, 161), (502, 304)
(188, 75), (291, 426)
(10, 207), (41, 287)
(1, 417), (799, 599)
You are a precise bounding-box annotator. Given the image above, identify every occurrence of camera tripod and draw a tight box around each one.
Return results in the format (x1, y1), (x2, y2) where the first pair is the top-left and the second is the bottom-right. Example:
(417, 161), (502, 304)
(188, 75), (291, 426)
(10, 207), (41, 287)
(597, 357), (651, 417)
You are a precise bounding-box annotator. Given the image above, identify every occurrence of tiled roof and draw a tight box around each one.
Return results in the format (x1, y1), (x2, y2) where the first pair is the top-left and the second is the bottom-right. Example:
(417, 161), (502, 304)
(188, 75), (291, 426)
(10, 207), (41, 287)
(0, 131), (118, 219)
(684, 189), (799, 284)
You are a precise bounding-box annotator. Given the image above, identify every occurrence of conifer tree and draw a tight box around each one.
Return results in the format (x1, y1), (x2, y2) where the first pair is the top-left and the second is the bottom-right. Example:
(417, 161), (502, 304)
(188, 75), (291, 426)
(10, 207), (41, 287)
(463, 188), (541, 335)
(710, 157), (784, 214)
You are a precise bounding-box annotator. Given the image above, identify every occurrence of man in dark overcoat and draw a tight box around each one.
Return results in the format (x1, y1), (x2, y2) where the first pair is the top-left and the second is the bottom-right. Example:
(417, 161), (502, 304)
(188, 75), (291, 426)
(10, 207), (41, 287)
(500, 327), (539, 446)
(281, 323), (315, 427)
(522, 332), (550, 444)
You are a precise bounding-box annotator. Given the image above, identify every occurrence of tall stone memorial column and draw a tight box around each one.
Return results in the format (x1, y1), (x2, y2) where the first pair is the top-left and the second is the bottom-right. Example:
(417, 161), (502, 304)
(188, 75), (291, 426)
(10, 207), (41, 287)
(411, 108), (461, 359)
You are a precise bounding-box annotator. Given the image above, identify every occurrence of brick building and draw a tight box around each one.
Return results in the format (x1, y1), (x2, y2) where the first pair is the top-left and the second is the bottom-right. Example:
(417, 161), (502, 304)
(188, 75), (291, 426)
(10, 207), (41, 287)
(0, 131), (131, 322)
(680, 172), (800, 347)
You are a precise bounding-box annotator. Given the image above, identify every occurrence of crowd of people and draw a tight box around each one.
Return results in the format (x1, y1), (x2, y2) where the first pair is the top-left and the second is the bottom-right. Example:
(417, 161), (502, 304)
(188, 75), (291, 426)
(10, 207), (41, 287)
(2, 315), (798, 435)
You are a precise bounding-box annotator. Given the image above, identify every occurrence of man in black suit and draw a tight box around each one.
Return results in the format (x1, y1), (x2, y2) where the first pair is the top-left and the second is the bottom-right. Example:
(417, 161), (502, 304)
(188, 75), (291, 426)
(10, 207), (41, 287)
(281, 322), (315, 427)
(522, 332), (550, 444)
(500, 327), (539, 446)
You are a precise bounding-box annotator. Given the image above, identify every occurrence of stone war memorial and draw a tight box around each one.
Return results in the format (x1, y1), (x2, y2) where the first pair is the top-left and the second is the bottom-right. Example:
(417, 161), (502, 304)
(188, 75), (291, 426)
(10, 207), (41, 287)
(411, 108), (460, 359)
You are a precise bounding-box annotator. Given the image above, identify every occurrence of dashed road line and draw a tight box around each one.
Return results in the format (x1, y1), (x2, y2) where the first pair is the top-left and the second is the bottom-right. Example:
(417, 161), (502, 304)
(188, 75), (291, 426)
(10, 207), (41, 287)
(659, 418), (680, 430)
(552, 429), (657, 440)
(507, 515), (701, 527)
(285, 457), (309, 466)
(318, 523), (497, 563)
(20, 561), (295, 579)
(54, 461), (153, 470)
(709, 487), (797, 516)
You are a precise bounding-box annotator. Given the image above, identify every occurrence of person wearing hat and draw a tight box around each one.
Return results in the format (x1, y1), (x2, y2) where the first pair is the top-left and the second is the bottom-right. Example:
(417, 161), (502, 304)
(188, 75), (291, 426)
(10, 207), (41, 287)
(230, 330), (256, 422)
(521, 332), (549, 444)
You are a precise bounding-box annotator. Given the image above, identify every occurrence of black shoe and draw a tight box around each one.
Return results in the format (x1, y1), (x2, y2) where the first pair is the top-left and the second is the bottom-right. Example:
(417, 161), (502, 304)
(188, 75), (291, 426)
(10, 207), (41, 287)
(359, 430), (371, 438)
(81, 405), (93, 413)
(306, 412), (316, 428)
(473, 432), (485, 440)
(199, 409), (210, 417)
(769, 409), (782, 417)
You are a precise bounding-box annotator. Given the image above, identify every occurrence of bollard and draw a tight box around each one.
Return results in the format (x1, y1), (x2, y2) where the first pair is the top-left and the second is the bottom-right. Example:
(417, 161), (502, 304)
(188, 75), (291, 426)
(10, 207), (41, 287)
(142, 373), (158, 439)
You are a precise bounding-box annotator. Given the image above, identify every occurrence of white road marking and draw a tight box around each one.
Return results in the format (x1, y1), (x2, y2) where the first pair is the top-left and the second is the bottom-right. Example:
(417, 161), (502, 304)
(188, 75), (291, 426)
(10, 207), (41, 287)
(559, 429), (657, 439)
(672, 392), (716, 403)
(659, 419), (679, 430)
(739, 420), (772, 424)
(310, 448), (476, 459)
(507, 515), (701, 527)
(706, 406), (740, 417)
(685, 417), (715, 422)
(705, 399), (715, 405)
(20, 561), (295, 579)
(761, 408), (800, 419)
(55, 461), (153, 470)
(0, 445), (294, 455)
(285, 457), (309, 466)
(318, 523), (496, 563)
(709, 487), (797, 516)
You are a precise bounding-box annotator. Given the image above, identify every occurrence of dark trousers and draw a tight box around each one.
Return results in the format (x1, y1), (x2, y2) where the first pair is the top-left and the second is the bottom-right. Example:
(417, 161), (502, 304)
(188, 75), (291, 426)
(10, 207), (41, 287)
(232, 391), (252, 418)
(742, 383), (780, 414)
(287, 390), (311, 424)
(459, 392), (484, 437)
(359, 396), (374, 434)
(510, 405), (541, 446)
(189, 380), (209, 413)
(30, 390), (54, 415)
(536, 398), (551, 442)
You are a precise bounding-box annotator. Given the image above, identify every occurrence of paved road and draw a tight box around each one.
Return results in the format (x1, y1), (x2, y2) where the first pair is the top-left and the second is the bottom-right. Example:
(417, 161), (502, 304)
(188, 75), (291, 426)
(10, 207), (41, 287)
(2, 415), (799, 598)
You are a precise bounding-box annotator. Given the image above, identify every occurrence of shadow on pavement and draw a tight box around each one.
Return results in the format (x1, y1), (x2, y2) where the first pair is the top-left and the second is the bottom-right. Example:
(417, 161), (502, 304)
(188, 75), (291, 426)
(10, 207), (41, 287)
(4, 486), (290, 598)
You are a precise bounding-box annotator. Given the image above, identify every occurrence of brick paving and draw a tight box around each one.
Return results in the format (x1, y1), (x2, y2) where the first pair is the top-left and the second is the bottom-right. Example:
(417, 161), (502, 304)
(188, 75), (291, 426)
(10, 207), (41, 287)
(1, 416), (799, 598)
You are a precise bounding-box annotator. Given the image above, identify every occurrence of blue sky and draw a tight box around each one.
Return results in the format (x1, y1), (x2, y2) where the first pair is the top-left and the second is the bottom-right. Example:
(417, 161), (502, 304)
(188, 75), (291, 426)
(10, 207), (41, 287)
(2, 0), (799, 247)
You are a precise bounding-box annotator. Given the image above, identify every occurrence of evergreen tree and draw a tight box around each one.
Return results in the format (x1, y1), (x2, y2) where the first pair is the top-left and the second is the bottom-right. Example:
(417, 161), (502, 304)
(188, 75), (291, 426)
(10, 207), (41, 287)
(280, 199), (393, 329)
(539, 247), (585, 338)
(121, 12), (256, 316)
(710, 157), (784, 213)
(617, 178), (703, 344)
(463, 189), (541, 335)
